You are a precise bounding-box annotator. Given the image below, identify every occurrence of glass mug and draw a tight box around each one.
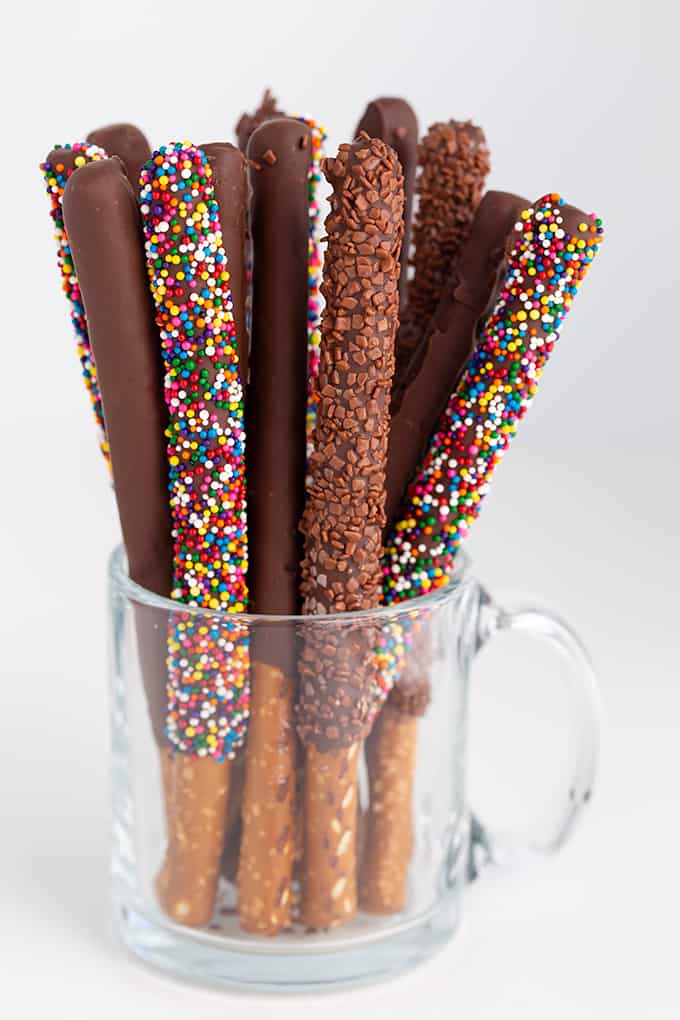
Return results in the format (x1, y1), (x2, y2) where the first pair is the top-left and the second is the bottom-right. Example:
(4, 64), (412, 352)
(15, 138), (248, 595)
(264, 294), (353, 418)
(108, 543), (600, 991)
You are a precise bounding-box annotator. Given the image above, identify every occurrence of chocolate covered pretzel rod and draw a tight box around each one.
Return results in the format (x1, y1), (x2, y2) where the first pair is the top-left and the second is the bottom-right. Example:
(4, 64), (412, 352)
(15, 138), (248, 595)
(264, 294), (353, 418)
(236, 119), (313, 935)
(140, 143), (249, 927)
(361, 195), (603, 914)
(395, 121), (490, 382)
(86, 123), (151, 184)
(40, 143), (108, 461)
(235, 88), (285, 151)
(297, 133), (404, 929)
(386, 190), (529, 527)
(62, 157), (172, 748)
(355, 98), (418, 310)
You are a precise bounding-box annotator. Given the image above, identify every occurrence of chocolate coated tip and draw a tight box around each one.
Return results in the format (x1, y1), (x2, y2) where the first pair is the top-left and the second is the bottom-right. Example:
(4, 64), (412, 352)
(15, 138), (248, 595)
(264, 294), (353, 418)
(86, 122), (152, 183)
(63, 154), (131, 208)
(247, 117), (313, 166)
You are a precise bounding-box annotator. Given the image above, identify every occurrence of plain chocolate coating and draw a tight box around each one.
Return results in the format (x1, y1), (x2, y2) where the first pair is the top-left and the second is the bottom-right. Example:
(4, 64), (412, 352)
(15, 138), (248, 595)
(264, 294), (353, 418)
(63, 157), (171, 597)
(235, 89), (285, 152)
(245, 120), (311, 636)
(86, 123), (151, 184)
(201, 143), (249, 387)
(385, 191), (530, 528)
(355, 98), (418, 306)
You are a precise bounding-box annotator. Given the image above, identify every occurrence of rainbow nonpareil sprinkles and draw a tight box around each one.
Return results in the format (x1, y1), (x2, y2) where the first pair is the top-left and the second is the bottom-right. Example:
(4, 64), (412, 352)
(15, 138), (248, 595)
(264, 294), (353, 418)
(296, 117), (326, 448)
(139, 141), (249, 760)
(382, 194), (603, 604)
(40, 142), (109, 463)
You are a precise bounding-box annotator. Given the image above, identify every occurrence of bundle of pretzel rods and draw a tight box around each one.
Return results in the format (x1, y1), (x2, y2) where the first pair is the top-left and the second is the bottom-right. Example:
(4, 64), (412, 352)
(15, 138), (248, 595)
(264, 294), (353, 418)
(41, 93), (603, 934)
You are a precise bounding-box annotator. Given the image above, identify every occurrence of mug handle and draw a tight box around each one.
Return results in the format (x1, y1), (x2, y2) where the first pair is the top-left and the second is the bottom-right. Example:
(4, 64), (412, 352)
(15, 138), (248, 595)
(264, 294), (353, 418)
(467, 586), (602, 880)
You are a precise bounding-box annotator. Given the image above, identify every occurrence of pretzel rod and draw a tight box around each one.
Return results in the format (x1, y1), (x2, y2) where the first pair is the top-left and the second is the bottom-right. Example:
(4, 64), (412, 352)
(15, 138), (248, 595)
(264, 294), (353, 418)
(297, 133), (403, 929)
(367, 194), (530, 728)
(40, 143), (108, 462)
(395, 121), (490, 383)
(86, 122), (151, 184)
(386, 190), (529, 528)
(355, 98), (418, 311)
(140, 142), (249, 927)
(62, 157), (172, 756)
(360, 194), (603, 914)
(236, 119), (314, 934)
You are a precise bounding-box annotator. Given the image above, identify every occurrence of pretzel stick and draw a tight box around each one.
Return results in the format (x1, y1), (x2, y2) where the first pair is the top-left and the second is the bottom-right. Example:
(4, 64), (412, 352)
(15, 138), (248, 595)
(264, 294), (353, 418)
(140, 143), (249, 926)
(236, 119), (313, 934)
(360, 195), (603, 914)
(297, 133), (403, 929)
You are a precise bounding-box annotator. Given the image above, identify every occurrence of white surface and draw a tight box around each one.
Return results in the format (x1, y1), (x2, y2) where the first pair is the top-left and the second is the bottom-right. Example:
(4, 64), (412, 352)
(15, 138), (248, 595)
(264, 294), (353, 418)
(1, 0), (679, 1017)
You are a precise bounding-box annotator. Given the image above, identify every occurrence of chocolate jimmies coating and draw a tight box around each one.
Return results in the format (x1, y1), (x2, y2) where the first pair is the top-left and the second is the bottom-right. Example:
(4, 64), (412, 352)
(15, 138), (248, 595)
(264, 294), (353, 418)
(297, 132), (404, 930)
(355, 98), (418, 308)
(395, 120), (490, 380)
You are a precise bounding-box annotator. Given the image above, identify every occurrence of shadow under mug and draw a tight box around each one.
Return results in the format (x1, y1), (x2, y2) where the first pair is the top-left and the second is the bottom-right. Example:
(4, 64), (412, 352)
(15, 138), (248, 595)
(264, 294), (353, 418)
(108, 543), (600, 992)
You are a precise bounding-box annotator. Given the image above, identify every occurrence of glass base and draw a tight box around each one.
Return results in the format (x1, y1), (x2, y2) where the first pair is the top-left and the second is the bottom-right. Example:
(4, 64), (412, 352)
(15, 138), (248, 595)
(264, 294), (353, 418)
(114, 895), (461, 992)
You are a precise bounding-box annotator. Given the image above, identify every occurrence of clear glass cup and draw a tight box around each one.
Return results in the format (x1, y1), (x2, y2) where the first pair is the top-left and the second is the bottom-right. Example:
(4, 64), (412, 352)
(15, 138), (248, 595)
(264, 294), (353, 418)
(108, 543), (600, 991)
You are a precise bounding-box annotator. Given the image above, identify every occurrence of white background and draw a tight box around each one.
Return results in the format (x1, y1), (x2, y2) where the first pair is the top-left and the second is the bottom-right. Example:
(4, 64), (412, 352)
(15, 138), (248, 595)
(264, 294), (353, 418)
(1, 0), (679, 1016)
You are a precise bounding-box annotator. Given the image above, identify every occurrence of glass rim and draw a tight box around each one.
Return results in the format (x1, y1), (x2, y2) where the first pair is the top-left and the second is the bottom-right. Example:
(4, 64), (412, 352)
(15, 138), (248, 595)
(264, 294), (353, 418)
(108, 543), (473, 624)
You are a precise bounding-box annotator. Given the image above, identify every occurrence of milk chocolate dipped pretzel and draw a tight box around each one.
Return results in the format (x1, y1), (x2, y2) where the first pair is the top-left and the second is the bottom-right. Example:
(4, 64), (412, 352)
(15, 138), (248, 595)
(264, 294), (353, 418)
(62, 157), (172, 747)
(40, 143), (108, 462)
(386, 190), (529, 527)
(236, 119), (313, 935)
(360, 195), (604, 914)
(237, 94), (326, 440)
(355, 98), (418, 310)
(396, 121), (490, 381)
(297, 133), (404, 929)
(201, 143), (249, 387)
(86, 123), (151, 184)
(140, 143), (249, 927)
(235, 88), (285, 152)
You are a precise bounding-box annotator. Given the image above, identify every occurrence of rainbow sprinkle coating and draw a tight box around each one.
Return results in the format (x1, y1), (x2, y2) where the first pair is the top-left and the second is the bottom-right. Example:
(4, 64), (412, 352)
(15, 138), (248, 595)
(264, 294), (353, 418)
(295, 117), (326, 449)
(40, 142), (109, 463)
(140, 142), (249, 760)
(165, 611), (250, 757)
(383, 194), (603, 605)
